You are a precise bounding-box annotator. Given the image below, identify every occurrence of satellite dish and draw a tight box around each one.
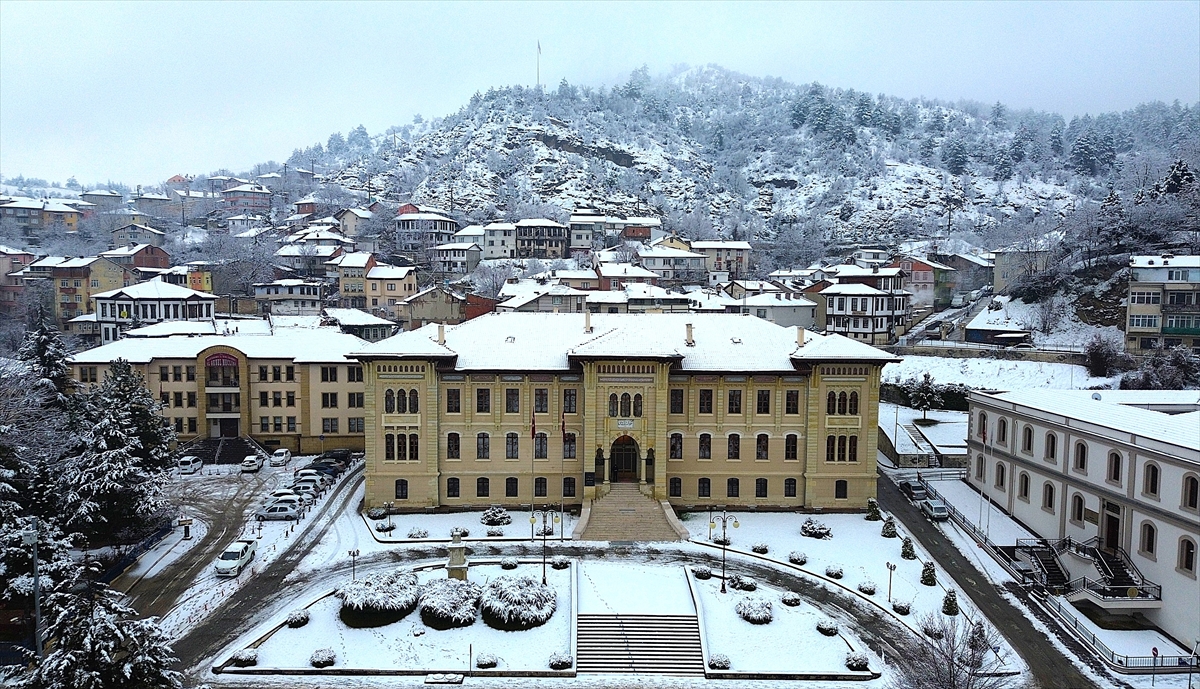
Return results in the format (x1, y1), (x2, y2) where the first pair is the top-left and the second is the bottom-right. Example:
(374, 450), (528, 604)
(1092, 393), (1102, 401)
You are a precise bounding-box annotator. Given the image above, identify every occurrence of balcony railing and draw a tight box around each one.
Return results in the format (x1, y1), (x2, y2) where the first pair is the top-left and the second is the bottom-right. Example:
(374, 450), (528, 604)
(206, 405), (240, 414)
(206, 377), (240, 388)
(1161, 302), (1200, 313)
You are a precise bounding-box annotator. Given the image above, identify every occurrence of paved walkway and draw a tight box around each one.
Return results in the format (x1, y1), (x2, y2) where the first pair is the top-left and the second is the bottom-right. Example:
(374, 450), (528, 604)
(877, 475), (1102, 689)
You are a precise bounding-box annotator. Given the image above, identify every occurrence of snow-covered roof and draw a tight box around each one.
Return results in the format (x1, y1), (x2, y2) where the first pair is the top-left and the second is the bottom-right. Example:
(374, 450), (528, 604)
(453, 226), (485, 238)
(274, 244), (340, 257)
(0, 244), (33, 256)
(57, 257), (105, 269)
(952, 253), (993, 267)
(100, 243), (158, 257)
(1129, 255), (1200, 269)
(435, 243), (479, 251)
(336, 207), (373, 220)
(324, 308), (395, 327)
(738, 292), (817, 307)
(396, 211), (455, 222)
(637, 245), (705, 259)
(222, 183), (272, 195)
(622, 283), (687, 300)
(551, 269), (598, 280)
(688, 290), (740, 311)
(29, 256), (69, 269)
(499, 283), (589, 310)
(366, 265), (415, 280)
(513, 218), (567, 228)
(93, 278), (216, 301)
(966, 301), (1031, 333)
(402, 286), (464, 305)
(134, 192), (172, 201)
(819, 283), (885, 296)
(585, 291), (629, 304)
(484, 222), (517, 231)
(67, 312), (98, 323)
(256, 278), (321, 288)
(327, 251), (374, 269)
(81, 189), (122, 197)
(70, 326), (365, 364)
(690, 241), (753, 250)
(826, 264), (905, 278)
(597, 263), (658, 279)
(353, 312), (898, 371)
(234, 226), (276, 239)
(114, 223), (165, 236)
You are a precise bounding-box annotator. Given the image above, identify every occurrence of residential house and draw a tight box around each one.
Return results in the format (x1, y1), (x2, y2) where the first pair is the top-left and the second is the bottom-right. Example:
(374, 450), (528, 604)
(482, 221), (517, 259)
(132, 191), (173, 217)
(325, 251), (377, 309)
(52, 256), (130, 322)
(294, 195), (318, 217)
(929, 252), (994, 292)
(0, 245), (34, 316)
(724, 280), (786, 301)
(636, 245), (707, 284)
(334, 207), (374, 237)
(395, 209), (458, 259)
(323, 307), (397, 342)
(889, 256), (957, 310)
(1125, 255), (1200, 355)
(399, 286), (467, 330)
(433, 243), (481, 275)
(994, 243), (1054, 294)
(228, 214), (268, 233)
(596, 263), (659, 291)
(364, 264), (418, 319)
(515, 218), (569, 259)
(80, 189), (124, 208)
(731, 292), (818, 329)
(850, 246), (892, 269)
(100, 243), (171, 271)
(690, 240), (752, 281)
(0, 198), (83, 234)
(92, 278), (219, 344)
(818, 283), (911, 344)
(274, 243), (343, 276)
(221, 183), (273, 215)
(254, 279), (324, 316)
(111, 223), (165, 248)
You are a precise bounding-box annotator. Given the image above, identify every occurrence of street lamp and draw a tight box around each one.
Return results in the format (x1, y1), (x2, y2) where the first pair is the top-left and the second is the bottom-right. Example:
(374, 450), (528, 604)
(531, 509), (560, 585)
(20, 519), (42, 659)
(886, 561), (897, 602)
(383, 501), (394, 531)
(709, 511), (739, 593)
(348, 549), (360, 580)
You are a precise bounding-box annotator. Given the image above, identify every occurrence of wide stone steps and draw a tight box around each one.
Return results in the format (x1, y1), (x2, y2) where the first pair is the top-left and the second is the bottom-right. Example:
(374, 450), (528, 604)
(576, 614), (705, 675)
(580, 485), (680, 541)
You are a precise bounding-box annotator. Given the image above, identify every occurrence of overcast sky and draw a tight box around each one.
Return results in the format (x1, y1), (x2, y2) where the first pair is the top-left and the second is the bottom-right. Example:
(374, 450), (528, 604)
(2, 1), (1197, 186)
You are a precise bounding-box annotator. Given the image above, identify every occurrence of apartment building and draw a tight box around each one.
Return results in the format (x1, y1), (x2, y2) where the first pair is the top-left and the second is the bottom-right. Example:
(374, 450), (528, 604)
(817, 283), (911, 344)
(514, 219), (568, 259)
(1125, 255), (1200, 355)
(52, 256), (130, 322)
(0, 245), (34, 316)
(111, 223), (165, 248)
(92, 278), (218, 344)
(254, 279), (325, 316)
(690, 240), (752, 281)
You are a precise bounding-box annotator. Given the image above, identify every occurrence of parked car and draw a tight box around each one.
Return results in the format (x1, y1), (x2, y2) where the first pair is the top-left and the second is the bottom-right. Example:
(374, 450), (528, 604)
(214, 539), (257, 576)
(269, 448), (292, 467)
(899, 481), (928, 501)
(177, 456), (203, 475)
(290, 479), (323, 495)
(255, 503), (300, 521)
(920, 499), (950, 521)
(293, 469), (332, 485)
(265, 495), (306, 511)
(240, 455), (264, 472)
(321, 448), (353, 462)
(264, 489), (312, 506)
(1007, 342), (1037, 350)
(300, 462), (341, 478)
(950, 294), (967, 308)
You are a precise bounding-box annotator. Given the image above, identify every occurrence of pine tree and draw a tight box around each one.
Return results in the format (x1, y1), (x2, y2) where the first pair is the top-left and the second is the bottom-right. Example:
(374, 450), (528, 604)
(881, 516), (898, 538)
(1160, 159), (1196, 195)
(990, 101), (1007, 129)
(1098, 190), (1126, 249)
(16, 315), (76, 405)
(941, 590), (959, 616)
(864, 497), (882, 521)
(941, 139), (969, 175)
(95, 359), (176, 474)
(908, 372), (943, 420)
(901, 537), (917, 560)
(853, 94), (874, 125)
(992, 151), (1013, 182)
(920, 561), (937, 586)
(1049, 122), (1064, 156)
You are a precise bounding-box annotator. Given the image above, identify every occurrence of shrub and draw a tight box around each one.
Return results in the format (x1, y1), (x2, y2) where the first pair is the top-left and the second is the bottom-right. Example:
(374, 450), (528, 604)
(284, 608), (309, 628)
(500, 557), (519, 570)
(712, 535), (731, 546)
(536, 523), (555, 537)
(865, 498), (882, 521)
(892, 600), (911, 615)
(881, 516), (898, 538)
(800, 517), (832, 539)
(845, 652), (870, 671)
(942, 590), (960, 616)
(825, 565), (843, 579)
(728, 574), (756, 591)
(310, 648), (336, 668)
(366, 507), (388, 520)
(419, 578), (482, 629)
(693, 566), (712, 580)
(407, 527), (429, 539)
(921, 618), (945, 639)
(1085, 335), (1133, 377)
(450, 526), (470, 538)
(551, 555), (570, 570)
(920, 561), (937, 586)
(857, 580), (876, 596)
(708, 654), (731, 670)
(548, 652), (573, 670)
(486, 527), (505, 537)
(230, 649), (257, 667)
(481, 576), (557, 630)
(787, 551), (807, 565)
(781, 591), (802, 607)
(736, 595), (773, 624)
(337, 570), (421, 627)
(817, 619), (839, 636)
(475, 653), (498, 669)
(901, 537), (916, 560)
(750, 542), (769, 554)
(480, 506), (512, 526)
(375, 521), (396, 533)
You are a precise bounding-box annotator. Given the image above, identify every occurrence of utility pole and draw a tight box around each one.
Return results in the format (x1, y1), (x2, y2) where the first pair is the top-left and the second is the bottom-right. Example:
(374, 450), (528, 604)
(536, 41), (541, 88)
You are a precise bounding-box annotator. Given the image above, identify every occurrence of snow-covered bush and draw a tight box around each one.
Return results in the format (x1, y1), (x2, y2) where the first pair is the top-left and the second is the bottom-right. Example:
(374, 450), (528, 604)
(337, 570), (421, 627)
(230, 649), (257, 667)
(781, 591), (802, 607)
(708, 654), (731, 670)
(366, 507), (388, 520)
(801, 517), (832, 539)
(285, 608), (309, 628)
(920, 561), (937, 586)
(736, 595), (773, 624)
(500, 557), (519, 570)
(942, 590), (960, 616)
(481, 576), (557, 630)
(881, 516), (898, 538)
(419, 578), (482, 629)
(407, 527), (429, 539)
(450, 526), (470, 538)
(921, 618), (945, 639)
(480, 506), (512, 526)
(865, 497), (882, 521)
(536, 523), (555, 536)
(375, 521), (396, 533)
(751, 542), (769, 554)
(816, 619), (839, 636)
(310, 648), (336, 668)
(857, 580), (876, 595)
(551, 555), (570, 570)
(892, 600), (911, 615)
(787, 551), (807, 565)
(475, 653), (498, 669)
(486, 527), (505, 537)
(901, 537), (917, 560)
(845, 652), (870, 671)
(693, 565), (712, 580)
(825, 565), (843, 579)
(728, 574), (756, 591)
(548, 652), (573, 670)
(712, 535), (731, 546)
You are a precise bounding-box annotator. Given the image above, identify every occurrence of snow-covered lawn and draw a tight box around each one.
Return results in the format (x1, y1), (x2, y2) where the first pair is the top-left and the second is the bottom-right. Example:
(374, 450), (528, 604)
(922, 478), (1034, 546)
(578, 561), (694, 615)
(1057, 599), (1190, 659)
(694, 575), (865, 674)
(364, 508), (577, 543)
(985, 296), (1123, 349)
(241, 563), (571, 672)
(883, 355), (1115, 389)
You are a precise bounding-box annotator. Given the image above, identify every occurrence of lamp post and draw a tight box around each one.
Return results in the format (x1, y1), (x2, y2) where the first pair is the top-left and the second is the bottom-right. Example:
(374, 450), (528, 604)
(20, 519), (42, 659)
(348, 549), (360, 580)
(886, 561), (897, 602)
(531, 509), (560, 585)
(709, 511), (739, 593)
(383, 501), (394, 531)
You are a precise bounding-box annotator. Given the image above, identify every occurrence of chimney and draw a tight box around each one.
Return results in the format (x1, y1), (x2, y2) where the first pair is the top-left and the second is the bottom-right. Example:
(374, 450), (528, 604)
(437, 323), (445, 345)
(797, 328), (806, 347)
(872, 265), (879, 273)
(585, 310), (593, 333)
(685, 323), (695, 347)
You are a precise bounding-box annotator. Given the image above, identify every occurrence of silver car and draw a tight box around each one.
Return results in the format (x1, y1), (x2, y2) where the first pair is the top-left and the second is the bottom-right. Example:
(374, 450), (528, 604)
(920, 499), (950, 521)
(255, 503), (299, 521)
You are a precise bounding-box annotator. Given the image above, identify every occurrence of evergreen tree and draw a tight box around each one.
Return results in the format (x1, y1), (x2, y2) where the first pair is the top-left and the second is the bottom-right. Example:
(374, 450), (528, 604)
(853, 94), (874, 125)
(941, 138), (969, 175)
(864, 497), (882, 521)
(881, 516), (898, 538)
(941, 590), (960, 616)
(1098, 190), (1126, 248)
(992, 151), (1013, 182)
(1159, 159), (1196, 195)
(16, 315), (75, 405)
(920, 561), (937, 586)
(95, 359), (176, 474)
(908, 372), (943, 420)
(902, 537), (917, 560)
(1049, 122), (1064, 156)
(990, 101), (1007, 129)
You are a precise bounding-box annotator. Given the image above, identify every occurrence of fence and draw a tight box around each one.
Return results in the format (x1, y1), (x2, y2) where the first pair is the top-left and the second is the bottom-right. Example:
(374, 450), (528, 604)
(98, 524), (174, 584)
(911, 339), (1087, 353)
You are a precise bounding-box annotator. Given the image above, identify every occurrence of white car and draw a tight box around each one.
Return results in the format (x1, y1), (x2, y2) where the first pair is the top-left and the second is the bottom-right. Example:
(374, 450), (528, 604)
(269, 448), (292, 467)
(290, 480), (322, 497)
(177, 456), (203, 475)
(255, 503), (300, 521)
(267, 495), (307, 511)
(240, 455), (264, 472)
(293, 469), (332, 486)
(264, 489), (312, 506)
(215, 539), (256, 576)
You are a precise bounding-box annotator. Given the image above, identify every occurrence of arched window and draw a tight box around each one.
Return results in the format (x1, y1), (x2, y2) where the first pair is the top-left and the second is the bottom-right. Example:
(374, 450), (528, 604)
(1140, 522), (1156, 556)
(506, 433), (519, 459)
(408, 389), (419, 413)
(977, 411), (988, 439)
(1018, 472), (1030, 500)
(1042, 483), (1055, 510)
(848, 436), (858, 462)
(1179, 538), (1196, 573)
(727, 478), (740, 498)
(476, 432), (490, 459)
(1144, 463), (1160, 496)
(835, 479), (848, 499)
(562, 477), (576, 498)
(396, 433), (407, 462)
(408, 434), (418, 461)
(1074, 443), (1088, 471)
(447, 432), (460, 459)
(1045, 432), (1057, 460)
(1071, 494), (1085, 522)
(756, 434), (769, 460)
(446, 477), (460, 498)
(837, 392), (848, 415)
(395, 479), (408, 500)
(534, 433), (547, 459)
(698, 477), (711, 497)
(669, 477), (682, 497)
(755, 477), (768, 498)
(699, 434), (712, 459)
(506, 476), (519, 497)
(1185, 475), (1200, 510)
(608, 394), (618, 417)
(396, 389), (407, 414)
(670, 433), (683, 459)
(476, 477), (490, 498)
(727, 434), (740, 460)
(1107, 452), (1122, 483)
(827, 391), (837, 415)
(976, 455), (985, 480)
(633, 394), (643, 417)
(997, 418), (1008, 444)
(1022, 426), (1034, 453)
(385, 433), (395, 461)
(785, 434), (798, 460)
(826, 435), (836, 462)
(848, 391), (859, 415)
(620, 393), (632, 417)
(384, 389), (396, 413)
(995, 462), (1006, 489)
(784, 478), (797, 497)
(837, 435), (847, 462)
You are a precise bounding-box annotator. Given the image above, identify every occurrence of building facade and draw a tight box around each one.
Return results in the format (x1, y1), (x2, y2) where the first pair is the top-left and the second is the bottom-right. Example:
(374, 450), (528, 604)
(514, 219), (568, 259)
(93, 278), (218, 344)
(354, 313), (897, 514)
(1125, 255), (1200, 355)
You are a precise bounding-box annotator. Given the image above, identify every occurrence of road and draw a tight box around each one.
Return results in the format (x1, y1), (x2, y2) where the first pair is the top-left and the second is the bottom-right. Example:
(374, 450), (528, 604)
(877, 475), (1106, 689)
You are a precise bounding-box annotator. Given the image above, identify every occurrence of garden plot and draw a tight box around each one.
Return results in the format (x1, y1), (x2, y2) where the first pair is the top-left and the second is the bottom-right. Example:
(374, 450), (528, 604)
(242, 563), (571, 672)
(693, 574), (866, 674)
(578, 561), (695, 615)
(365, 508), (577, 542)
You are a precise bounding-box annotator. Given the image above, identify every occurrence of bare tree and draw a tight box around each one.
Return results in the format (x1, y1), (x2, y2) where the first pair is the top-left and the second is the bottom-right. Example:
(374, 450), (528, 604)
(470, 262), (516, 300)
(889, 613), (1014, 689)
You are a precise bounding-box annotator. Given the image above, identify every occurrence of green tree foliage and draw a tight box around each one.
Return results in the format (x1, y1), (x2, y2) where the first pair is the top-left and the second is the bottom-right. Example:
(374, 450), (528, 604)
(941, 138), (969, 175)
(908, 373), (944, 420)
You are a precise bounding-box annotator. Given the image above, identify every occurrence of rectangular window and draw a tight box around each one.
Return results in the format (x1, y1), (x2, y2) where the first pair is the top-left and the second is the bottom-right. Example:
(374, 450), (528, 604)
(785, 390), (799, 415)
(186, 365), (196, 381)
(159, 366), (169, 381)
(259, 391), (268, 407)
(447, 389), (461, 413)
(563, 433), (576, 459)
(287, 391), (295, 406)
(505, 388), (520, 414)
(699, 389), (713, 414)
(173, 391), (183, 407)
(286, 416), (296, 432)
(273, 416), (283, 432)
(322, 418), (339, 433)
(563, 388), (578, 413)
(477, 388), (491, 413)
(756, 434), (769, 460)
(173, 366), (182, 382)
(728, 434), (740, 460)
(273, 391), (282, 407)
(1167, 269), (1191, 281)
(699, 434), (711, 459)
(756, 478), (768, 498)
(187, 391), (197, 408)
(670, 434), (683, 459)
(286, 366), (295, 381)
(321, 366), (338, 382)
(477, 434), (490, 459)
(1167, 291), (1195, 305)
(670, 388), (684, 414)
(272, 366), (281, 382)
(260, 416), (269, 432)
(727, 389), (742, 414)
(348, 392), (364, 408)
(447, 433), (460, 459)
(321, 392), (338, 408)
(506, 477), (519, 497)
(258, 365), (268, 381)
(534, 433), (547, 459)
(534, 388), (548, 413)
(506, 434), (519, 459)
(563, 477), (576, 498)
(348, 417), (364, 433)
(757, 390), (771, 414)
(348, 366), (363, 382)
(1129, 314), (1160, 328)
(188, 417), (197, 433)
(785, 435), (798, 460)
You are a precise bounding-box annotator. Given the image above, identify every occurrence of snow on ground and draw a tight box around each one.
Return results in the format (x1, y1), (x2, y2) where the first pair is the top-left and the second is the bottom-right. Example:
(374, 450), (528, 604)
(694, 575), (864, 674)
(1057, 598), (1189, 658)
(578, 561), (694, 615)
(244, 562), (571, 671)
(883, 355), (1115, 389)
(365, 509), (577, 543)
(922, 478), (1034, 546)
(990, 296), (1124, 349)
(121, 517), (210, 583)
(879, 402), (968, 458)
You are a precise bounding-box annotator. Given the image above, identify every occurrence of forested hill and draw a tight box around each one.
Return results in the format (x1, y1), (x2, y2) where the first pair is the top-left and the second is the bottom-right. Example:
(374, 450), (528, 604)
(287, 65), (1198, 250)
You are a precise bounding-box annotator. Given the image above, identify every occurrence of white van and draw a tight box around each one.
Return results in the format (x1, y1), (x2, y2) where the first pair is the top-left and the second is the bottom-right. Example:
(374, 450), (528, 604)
(177, 456), (203, 475)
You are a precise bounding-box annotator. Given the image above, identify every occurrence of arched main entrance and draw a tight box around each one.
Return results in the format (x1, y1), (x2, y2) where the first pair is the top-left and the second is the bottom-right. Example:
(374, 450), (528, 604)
(610, 436), (640, 482)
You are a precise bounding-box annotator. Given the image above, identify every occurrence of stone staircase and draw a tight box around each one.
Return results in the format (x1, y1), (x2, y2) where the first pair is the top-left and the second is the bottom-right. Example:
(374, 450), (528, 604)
(576, 614), (705, 675)
(579, 483), (681, 542)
